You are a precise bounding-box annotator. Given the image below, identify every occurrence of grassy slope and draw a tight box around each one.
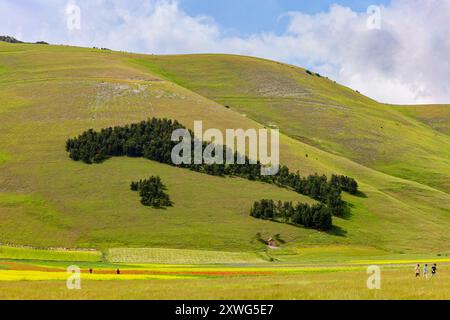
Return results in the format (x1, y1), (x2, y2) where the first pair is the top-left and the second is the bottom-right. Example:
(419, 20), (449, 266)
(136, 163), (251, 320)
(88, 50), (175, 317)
(0, 43), (321, 252)
(0, 43), (449, 255)
(134, 54), (450, 193)
(396, 104), (450, 135)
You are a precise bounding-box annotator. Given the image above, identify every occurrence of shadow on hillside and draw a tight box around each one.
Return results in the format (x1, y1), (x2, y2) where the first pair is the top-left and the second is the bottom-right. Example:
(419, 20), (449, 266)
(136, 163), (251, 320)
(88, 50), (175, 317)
(339, 202), (354, 221)
(327, 225), (347, 238)
(353, 191), (368, 198)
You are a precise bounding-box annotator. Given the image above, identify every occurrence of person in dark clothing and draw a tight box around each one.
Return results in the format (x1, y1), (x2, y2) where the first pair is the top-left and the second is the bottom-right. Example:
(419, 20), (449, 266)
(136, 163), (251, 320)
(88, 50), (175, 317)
(431, 264), (437, 278)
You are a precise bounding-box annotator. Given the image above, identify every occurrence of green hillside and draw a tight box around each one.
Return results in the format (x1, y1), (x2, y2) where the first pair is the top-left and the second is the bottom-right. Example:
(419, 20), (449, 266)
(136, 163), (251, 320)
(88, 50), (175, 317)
(396, 104), (450, 135)
(133, 55), (450, 193)
(0, 42), (449, 255)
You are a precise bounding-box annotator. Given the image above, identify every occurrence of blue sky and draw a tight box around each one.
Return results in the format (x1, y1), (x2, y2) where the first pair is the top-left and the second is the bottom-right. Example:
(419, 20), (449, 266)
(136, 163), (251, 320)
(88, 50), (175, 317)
(0, 0), (448, 104)
(181, 0), (390, 35)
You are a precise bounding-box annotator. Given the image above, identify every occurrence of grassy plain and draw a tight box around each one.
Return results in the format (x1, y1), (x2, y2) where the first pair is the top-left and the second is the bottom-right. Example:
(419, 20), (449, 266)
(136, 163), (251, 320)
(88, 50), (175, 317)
(1, 267), (447, 300)
(0, 256), (448, 299)
(0, 245), (448, 299)
(0, 245), (101, 262)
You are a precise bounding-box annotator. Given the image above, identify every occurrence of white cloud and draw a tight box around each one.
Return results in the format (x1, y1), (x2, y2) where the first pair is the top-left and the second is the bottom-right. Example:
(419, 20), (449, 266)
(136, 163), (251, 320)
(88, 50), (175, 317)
(0, 0), (449, 104)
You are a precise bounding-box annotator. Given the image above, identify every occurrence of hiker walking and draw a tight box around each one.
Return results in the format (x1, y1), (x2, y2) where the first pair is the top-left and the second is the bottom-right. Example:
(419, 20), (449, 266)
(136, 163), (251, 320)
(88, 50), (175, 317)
(431, 264), (437, 278)
(415, 264), (420, 278)
(423, 264), (429, 279)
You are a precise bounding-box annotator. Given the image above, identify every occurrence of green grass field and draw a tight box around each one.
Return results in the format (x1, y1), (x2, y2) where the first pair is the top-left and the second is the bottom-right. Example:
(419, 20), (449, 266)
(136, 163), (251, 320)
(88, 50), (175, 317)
(2, 267), (449, 300)
(106, 248), (268, 264)
(0, 245), (101, 262)
(0, 246), (448, 300)
(0, 41), (449, 299)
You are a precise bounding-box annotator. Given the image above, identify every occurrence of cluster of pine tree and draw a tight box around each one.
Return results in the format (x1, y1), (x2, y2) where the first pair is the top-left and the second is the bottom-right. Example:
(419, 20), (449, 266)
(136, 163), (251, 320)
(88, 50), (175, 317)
(330, 174), (358, 195)
(130, 176), (172, 208)
(250, 200), (332, 231)
(0, 36), (23, 43)
(265, 167), (353, 217)
(66, 118), (358, 216)
(66, 118), (186, 164)
(66, 118), (263, 177)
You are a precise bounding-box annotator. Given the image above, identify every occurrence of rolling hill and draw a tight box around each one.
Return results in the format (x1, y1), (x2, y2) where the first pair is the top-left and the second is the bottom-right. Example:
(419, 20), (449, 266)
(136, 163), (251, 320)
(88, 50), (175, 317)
(0, 41), (449, 256)
(132, 54), (450, 193)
